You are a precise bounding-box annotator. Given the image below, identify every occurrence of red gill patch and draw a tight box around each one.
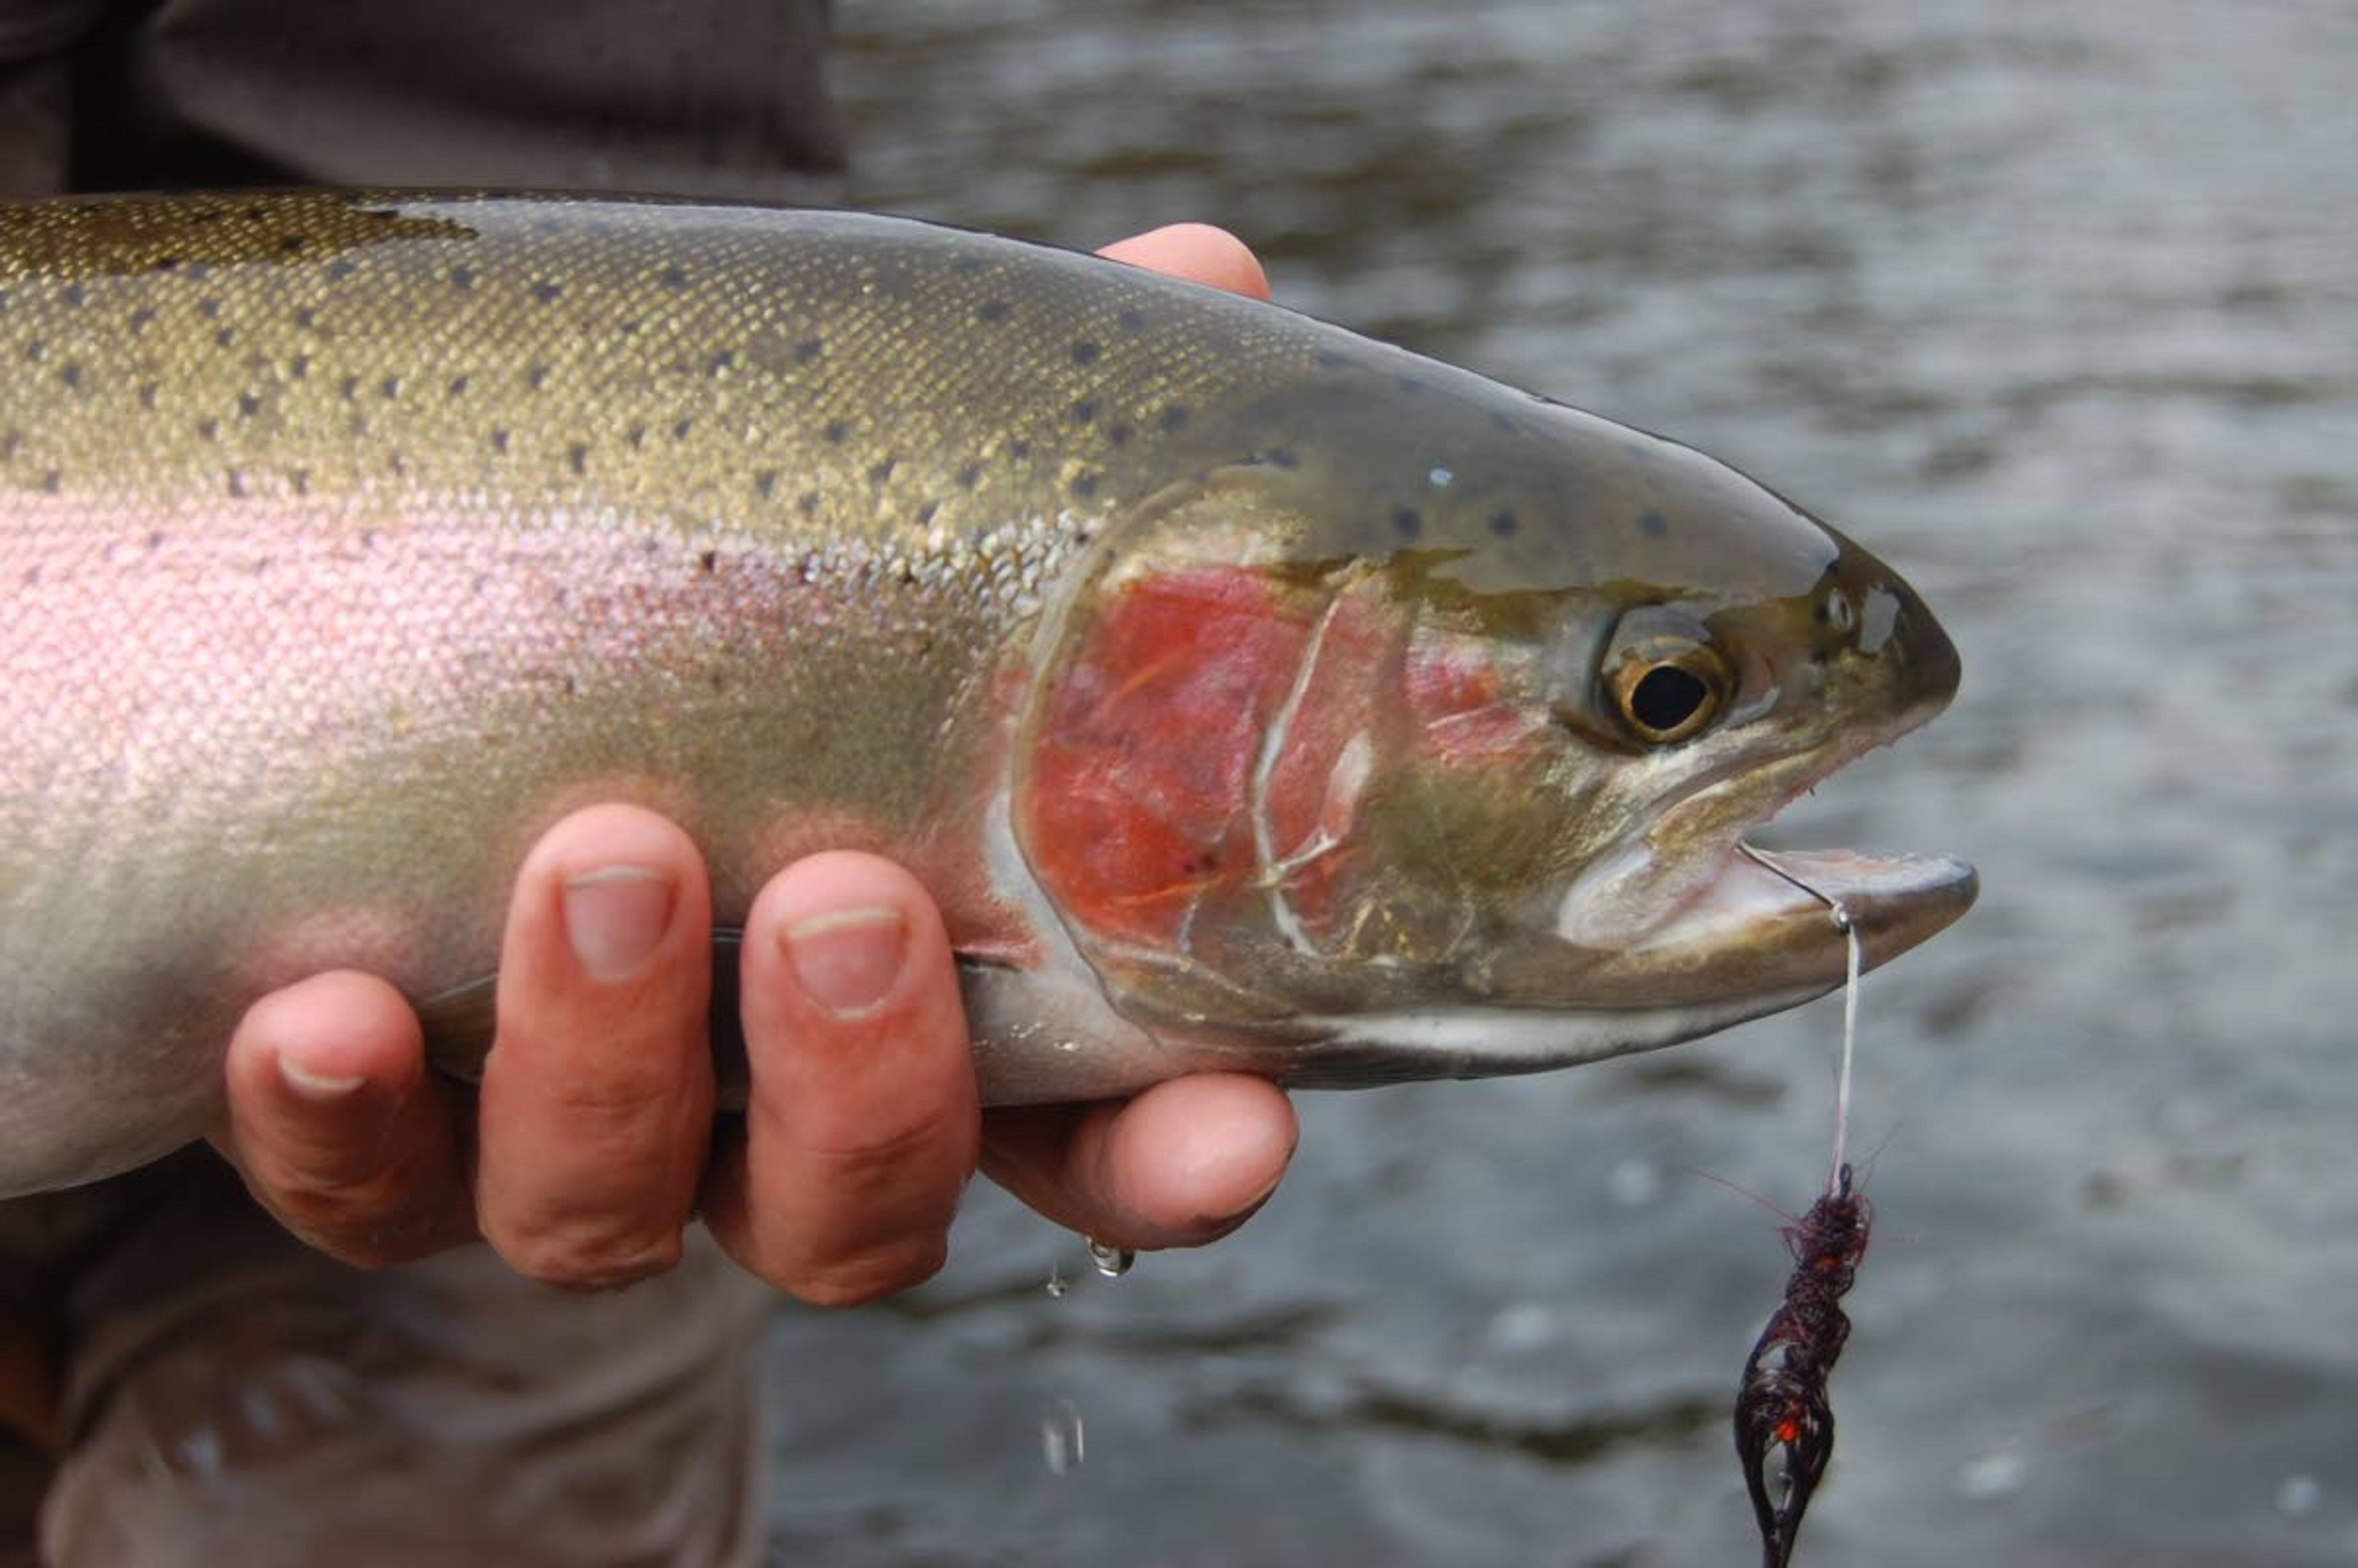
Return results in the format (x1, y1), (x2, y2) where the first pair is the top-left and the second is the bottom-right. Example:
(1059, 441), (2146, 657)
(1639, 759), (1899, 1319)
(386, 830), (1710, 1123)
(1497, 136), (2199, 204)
(1021, 565), (1390, 952)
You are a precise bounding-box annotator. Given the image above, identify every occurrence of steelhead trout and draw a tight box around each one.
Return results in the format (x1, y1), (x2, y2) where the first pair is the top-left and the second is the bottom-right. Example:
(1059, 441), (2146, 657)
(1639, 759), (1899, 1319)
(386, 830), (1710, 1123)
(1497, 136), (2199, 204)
(0, 192), (1973, 1198)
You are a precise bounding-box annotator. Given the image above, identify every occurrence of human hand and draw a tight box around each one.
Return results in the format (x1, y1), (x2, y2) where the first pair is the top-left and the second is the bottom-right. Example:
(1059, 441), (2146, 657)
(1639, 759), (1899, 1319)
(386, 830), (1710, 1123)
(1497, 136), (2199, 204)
(214, 225), (1299, 1302)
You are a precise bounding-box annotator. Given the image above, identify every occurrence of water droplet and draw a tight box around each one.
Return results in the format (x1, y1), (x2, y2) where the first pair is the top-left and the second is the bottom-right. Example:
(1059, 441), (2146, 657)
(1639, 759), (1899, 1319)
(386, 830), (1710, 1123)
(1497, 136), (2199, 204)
(1040, 1400), (1086, 1475)
(2278, 1473), (2324, 1516)
(1428, 466), (1455, 487)
(1086, 1237), (1135, 1277)
(1045, 1260), (1068, 1299)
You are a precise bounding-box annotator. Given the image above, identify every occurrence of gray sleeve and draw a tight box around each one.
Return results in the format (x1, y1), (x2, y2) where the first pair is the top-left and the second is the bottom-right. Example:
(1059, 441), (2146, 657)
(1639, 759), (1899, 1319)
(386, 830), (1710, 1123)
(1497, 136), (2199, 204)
(0, 0), (846, 202)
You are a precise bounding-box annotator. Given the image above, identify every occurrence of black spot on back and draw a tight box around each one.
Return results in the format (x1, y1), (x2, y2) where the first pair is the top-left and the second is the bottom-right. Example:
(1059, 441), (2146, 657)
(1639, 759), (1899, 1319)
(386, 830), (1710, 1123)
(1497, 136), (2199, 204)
(976, 300), (1010, 323)
(1391, 506), (1422, 540)
(1638, 509), (1669, 538)
(1070, 341), (1100, 365)
(1489, 509), (1519, 538)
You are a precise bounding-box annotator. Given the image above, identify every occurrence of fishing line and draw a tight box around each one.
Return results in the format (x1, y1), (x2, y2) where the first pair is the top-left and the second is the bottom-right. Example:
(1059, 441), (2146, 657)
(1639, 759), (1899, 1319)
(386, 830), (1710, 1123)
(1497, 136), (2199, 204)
(1736, 847), (1861, 1197)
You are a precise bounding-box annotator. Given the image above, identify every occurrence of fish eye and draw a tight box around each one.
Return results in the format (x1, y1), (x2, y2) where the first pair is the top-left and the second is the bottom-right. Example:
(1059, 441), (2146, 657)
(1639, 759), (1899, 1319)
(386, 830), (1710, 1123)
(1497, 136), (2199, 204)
(1606, 638), (1729, 745)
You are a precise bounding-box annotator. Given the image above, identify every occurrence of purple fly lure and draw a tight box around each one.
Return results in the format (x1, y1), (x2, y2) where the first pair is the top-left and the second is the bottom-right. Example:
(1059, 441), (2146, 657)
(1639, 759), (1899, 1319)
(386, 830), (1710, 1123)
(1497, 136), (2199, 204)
(1732, 859), (1871, 1567)
(1732, 1162), (1870, 1568)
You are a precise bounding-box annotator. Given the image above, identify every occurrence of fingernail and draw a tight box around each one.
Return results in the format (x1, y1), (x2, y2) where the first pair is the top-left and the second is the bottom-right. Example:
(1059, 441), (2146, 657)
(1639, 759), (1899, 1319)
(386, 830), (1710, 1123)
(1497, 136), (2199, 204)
(562, 866), (677, 984)
(782, 908), (907, 1020)
(278, 1046), (367, 1102)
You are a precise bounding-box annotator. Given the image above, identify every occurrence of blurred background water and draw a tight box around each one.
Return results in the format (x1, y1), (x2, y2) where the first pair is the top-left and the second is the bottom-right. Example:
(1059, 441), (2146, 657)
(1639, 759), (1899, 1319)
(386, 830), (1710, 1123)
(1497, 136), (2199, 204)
(760, 2), (2358, 1562)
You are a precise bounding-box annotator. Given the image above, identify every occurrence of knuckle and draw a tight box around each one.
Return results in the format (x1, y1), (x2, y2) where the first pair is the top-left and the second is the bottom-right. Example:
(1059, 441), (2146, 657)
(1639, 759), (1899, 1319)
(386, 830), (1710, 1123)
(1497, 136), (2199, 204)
(251, 1178), (434, 1270)
(780, 1234), (949, 1309)
(491, 1217), (687, 1292)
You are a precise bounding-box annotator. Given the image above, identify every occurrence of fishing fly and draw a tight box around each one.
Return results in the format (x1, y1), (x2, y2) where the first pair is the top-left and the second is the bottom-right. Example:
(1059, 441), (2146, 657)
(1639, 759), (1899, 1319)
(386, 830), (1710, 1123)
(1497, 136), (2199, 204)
(1731, 852), (1872, 1568)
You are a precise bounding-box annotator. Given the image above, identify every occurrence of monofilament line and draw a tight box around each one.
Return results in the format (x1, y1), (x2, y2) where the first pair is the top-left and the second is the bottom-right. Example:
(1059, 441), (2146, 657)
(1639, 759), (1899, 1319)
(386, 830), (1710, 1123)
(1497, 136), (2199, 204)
(1737, 846), (1861, 1197)
(1827, 909), (1860, 1198)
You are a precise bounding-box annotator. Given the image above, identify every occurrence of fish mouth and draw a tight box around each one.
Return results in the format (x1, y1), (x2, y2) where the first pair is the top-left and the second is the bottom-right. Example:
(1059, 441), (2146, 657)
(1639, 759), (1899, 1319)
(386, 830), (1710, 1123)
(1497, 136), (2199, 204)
(1630, 841), (1979, 984)
(1274, 842), (1975, 1089)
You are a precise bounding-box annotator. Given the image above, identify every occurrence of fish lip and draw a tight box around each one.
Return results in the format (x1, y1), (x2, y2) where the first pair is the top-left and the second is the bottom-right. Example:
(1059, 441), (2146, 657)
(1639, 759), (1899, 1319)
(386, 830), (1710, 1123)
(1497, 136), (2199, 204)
(1668, 843), (1980, 976)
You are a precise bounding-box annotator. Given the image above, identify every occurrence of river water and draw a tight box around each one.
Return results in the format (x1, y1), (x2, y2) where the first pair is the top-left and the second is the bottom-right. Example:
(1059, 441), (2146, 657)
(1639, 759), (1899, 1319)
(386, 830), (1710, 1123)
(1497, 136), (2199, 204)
(757, 3), (2358, 1563)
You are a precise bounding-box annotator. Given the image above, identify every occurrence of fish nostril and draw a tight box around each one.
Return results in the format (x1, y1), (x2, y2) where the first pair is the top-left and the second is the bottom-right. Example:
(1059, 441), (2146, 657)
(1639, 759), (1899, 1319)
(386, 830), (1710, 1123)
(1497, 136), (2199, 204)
(1821, 586), (1857, 638)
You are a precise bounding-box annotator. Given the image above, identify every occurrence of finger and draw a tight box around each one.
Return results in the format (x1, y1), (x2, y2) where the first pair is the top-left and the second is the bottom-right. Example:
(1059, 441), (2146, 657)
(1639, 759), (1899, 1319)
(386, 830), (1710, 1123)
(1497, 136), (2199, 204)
(701, 853), (978, 1306)
(475, 805), (715, 1289)
(1098, 223), (1273, 301)
(982, 1073), (1297, 1251)
(216, 969), (473, 1267)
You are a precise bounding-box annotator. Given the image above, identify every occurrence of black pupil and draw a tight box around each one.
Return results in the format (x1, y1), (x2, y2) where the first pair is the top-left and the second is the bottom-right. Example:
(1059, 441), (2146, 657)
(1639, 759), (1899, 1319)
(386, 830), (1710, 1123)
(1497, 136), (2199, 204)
(1631, 664), (1708, 734)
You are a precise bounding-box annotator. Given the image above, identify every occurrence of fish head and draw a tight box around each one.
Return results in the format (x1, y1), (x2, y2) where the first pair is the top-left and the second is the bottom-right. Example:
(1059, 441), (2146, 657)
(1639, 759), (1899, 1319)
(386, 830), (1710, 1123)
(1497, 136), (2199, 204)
(1013, 377), (1974, 1084)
